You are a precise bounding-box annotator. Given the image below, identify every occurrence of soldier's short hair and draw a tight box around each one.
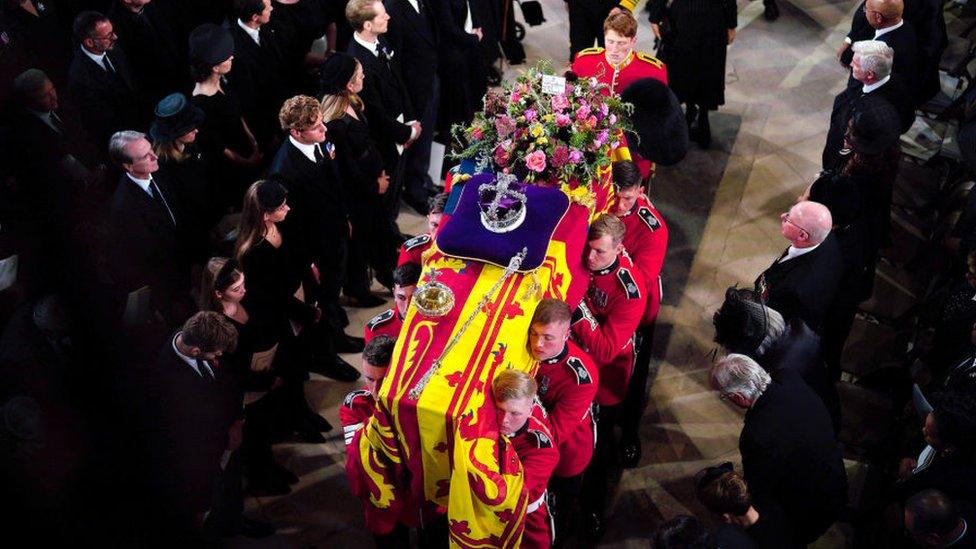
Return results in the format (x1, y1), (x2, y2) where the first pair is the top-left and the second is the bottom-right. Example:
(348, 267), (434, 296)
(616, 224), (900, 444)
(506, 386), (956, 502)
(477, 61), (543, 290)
(393, 262), (422, 288)
(612, 160), (642, 191)
(603, 11), (637, 38)
(696, 469), (752, 516)
(588, 213), (626, 245)
(363, 335), (395, 367)
(531, 298), (572, 327)
(346, 0), (381, 32)
(493, 369), (537, 402)
(429, 192), (449, 215)
(279, 95), (322, 131)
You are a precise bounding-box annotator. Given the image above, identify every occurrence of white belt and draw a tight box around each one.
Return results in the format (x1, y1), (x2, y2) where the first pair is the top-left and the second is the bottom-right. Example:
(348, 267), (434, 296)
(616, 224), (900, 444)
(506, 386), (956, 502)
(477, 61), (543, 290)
(527, 490), (547, 514)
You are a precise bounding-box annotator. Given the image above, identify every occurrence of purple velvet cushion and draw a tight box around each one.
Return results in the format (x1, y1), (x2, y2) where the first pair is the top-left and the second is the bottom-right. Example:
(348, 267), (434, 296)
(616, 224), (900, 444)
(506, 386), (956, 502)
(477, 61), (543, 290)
(436, 173), (570, 271)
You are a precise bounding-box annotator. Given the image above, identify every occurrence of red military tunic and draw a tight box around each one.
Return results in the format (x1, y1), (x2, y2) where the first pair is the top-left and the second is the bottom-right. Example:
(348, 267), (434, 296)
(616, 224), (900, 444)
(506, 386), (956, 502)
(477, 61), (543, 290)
(363, 307), (404, 343)
(536, 341), (598, 478)
(572, 47), (668, 180)
(340, 389), (410, 534)
(572, 253), (646, 406)
(617, 195), (668, 326)
(397, 233), (432, 267)
(507, 401), (559, 549)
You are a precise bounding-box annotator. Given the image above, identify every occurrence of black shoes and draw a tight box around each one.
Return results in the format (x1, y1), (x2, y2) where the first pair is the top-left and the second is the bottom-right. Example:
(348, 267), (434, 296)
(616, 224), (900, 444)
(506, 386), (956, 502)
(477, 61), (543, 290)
(763, 1), (780, 21)
(308, 354), (361, 382)
(333, 333), (366, 354)
(620, 437), (642, 469)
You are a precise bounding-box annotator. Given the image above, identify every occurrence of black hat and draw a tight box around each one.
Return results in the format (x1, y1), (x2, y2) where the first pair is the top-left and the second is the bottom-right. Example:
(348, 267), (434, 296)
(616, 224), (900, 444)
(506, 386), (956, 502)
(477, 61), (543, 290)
(712, 287), (767, 354)
(848, 96), (901, 156)
(621, 78), (688, 167)
(150, 93), (204, 142)
(256, 180), (288, 209)
(188, 23), (234, 65)
(319, 52), (357, 95)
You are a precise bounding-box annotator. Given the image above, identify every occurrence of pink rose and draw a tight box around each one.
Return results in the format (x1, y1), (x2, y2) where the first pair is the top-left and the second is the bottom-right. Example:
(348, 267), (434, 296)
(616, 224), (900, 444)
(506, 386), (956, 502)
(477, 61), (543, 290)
(511, 91), (521, 103)
(471, 126), (484, 140)
(575, 104), (591, 121)
(550, 95), (570, 112)
(525, 150), (547, 173)
(585, 115), (598, 128)
(555, 113), (571, 127)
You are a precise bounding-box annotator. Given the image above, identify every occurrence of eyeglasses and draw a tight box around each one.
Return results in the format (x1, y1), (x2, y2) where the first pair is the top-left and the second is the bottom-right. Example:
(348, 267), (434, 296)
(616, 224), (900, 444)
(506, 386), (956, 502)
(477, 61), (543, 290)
(93, 31), (117, 41)
(781, 212), (810, 235)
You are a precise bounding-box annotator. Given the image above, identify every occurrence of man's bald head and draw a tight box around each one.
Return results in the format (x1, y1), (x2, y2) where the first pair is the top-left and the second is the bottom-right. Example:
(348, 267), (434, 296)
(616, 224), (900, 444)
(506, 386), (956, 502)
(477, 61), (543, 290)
(865, 0), (904, 28)
(781, 201), (832, 247)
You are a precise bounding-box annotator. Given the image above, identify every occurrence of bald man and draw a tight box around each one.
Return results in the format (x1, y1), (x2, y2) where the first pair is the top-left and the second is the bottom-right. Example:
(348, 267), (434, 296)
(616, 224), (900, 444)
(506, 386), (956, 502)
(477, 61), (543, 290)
(754, 201), (844, 334)
(838, 0), (920, 90)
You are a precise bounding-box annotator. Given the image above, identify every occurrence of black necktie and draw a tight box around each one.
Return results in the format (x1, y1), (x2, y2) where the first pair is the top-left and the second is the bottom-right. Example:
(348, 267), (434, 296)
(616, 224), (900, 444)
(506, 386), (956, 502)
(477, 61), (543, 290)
(103, 54), (116, 74)
(149, 179), (176, 225)
(314, 143), (325, 163)
(196, 359), (214, 379)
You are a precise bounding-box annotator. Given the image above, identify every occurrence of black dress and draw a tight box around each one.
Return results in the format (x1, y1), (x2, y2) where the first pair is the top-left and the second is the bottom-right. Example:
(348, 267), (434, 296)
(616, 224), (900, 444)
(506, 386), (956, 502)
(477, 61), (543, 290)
(156, 143), (214, 262)
(239, 237), (317, 331)
(192, 89), (257, 207)
(327, 110), (398, 288)
(647, 0), (737, 109)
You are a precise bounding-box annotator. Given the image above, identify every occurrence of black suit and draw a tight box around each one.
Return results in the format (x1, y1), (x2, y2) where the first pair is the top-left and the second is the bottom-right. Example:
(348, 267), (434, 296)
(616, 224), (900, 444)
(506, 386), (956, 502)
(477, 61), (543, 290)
(227, 23), (289, 151)
(67, 46), (142, 150)
(431, 0), (485, 128)
(108, 0), (189, 106)
(106, 173), (189, 322)
(740, 370), (848, 545)
(269, 139), (350, 323)
(346, 37), (414, 178)
(146, 337), (237, 527)
(844, 21), (919, 89)
(755, 234), (844, 334)
(386, 0), (441, 201)
(757, 320), (841, 434)
(822, 76), (912, 169)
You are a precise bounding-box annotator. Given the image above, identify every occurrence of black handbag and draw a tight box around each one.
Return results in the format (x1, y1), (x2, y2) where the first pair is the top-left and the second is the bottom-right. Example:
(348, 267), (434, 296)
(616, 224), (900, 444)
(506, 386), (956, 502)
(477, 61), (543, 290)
(518, 0), (546, 26)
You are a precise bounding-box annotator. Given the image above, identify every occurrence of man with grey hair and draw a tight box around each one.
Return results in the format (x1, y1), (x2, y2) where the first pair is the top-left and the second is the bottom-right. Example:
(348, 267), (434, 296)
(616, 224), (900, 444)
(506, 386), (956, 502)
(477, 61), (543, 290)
(106, 130), (190, 324)
(754, 201), (844, 334)
(711, 353), (847, 545)
(823, 39), (912, 168)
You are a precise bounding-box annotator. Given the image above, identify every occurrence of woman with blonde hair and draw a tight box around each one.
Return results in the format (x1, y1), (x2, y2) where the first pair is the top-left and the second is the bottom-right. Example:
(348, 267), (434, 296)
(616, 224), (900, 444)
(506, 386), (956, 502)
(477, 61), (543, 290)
(320, 52), (398, 292)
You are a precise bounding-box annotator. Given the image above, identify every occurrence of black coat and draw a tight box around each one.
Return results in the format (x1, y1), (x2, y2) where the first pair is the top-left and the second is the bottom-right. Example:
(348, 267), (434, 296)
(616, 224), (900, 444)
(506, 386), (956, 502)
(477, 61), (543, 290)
(67, 46), (142, 148)
(845, 22), (919, 89)
(268, 0), (332, 94)
(146, 336), (237, 512)
(106, 173), (185, 299)
(108, 0), (189, 104)
(227, 23), (289, 149)
(822, 75), (913, 170)
(647, 0), (737, 108)
(346, 37), (414, 174)
(429, 0), (483, 128)
(757, 320), (841, 434)
(740, 370), (848, 544)
(268, 139), (350, 265)
(755, 234), (845, 334)
(385, 0), (440, 116)
(4, 1), (73, 87)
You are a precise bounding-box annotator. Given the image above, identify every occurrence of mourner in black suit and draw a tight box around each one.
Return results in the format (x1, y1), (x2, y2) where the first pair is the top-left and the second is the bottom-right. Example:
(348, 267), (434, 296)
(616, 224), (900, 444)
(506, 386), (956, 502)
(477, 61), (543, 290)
(840, 0), (919, 86)
(713, 289), (841, 434)
(68, 11), (142, 152)
(431, 0), (485, 132)
(269, 95), (364, 356)
(3, 0), (74, 87)
(822, 41), (911, 169)
(107, 0), (188, 107)
(106, 130), (192, 325)
(754, 201), (844, 335)
(228, 0), (290, 152)
(344, 0), (421, 211)
(711, 355), (848, 545)
(385, 0), (440, 209)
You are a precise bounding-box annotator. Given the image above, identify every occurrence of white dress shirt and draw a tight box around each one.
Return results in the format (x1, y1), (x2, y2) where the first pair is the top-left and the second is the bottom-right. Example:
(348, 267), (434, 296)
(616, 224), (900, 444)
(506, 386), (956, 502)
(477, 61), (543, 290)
(780, 241), (821, 263)
(353, 32), (379, 56)
(289, 135), (320, 163)
(127, 173), (154, 197)
(406, 0), (420, 13)
(862, 74), (890, 94)
(237, 19), (261, 46)
(81, 46), (111, 71)
(874, 19), (904, 39)
(171, 334), (215, 378)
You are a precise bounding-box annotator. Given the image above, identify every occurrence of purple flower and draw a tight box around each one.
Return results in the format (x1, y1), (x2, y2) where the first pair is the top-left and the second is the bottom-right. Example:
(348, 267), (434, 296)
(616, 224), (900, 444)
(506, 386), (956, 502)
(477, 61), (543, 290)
(575, 103), (591, 121)
(524, 109), (538, 122)
(596, 129), (610, 145)
(550, 95), (570, 112)
(495, 115), (516, 138)
(568, 149), (583, 164)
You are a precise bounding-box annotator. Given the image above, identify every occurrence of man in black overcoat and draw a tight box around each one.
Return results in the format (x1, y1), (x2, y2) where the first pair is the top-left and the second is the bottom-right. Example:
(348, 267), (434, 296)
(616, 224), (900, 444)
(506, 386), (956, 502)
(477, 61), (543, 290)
(105, 130), (192, 325)
(269, 95), (363, 380)
(344, 0), (421, 212)
(839, 0), (918, 87)
(754, 201), (844, 335)
(711, 354), (848, 546)
(385, 0), (440, 211)
(107, 0), (189, 107)
(67, 11), (142, 152)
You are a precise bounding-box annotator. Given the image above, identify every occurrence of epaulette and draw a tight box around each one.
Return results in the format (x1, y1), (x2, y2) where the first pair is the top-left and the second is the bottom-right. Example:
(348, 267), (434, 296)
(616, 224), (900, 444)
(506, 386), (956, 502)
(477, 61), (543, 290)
(637, 206), (661, 231)
(403, 233), (431, 250)
(635, 52), (664, 68)
(528, 428), (554, 449)
(566, 356), (593, 385)
(616, 268), (642, 299)
(343, 389), (371, 408)
(577, 46), (605, 57)
(366, 308), (395, 330)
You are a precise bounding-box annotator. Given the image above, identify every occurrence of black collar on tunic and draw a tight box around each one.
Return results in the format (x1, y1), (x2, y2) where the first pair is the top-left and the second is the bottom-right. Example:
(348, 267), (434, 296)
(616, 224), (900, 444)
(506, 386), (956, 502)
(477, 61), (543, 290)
(540, 344), (569, 365)
(591, 256), (620, 276)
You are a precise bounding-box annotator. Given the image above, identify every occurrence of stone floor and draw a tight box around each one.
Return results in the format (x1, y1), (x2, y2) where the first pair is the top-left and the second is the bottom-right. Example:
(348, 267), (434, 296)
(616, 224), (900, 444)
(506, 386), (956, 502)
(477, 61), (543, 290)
(234, 1), (887, 546)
